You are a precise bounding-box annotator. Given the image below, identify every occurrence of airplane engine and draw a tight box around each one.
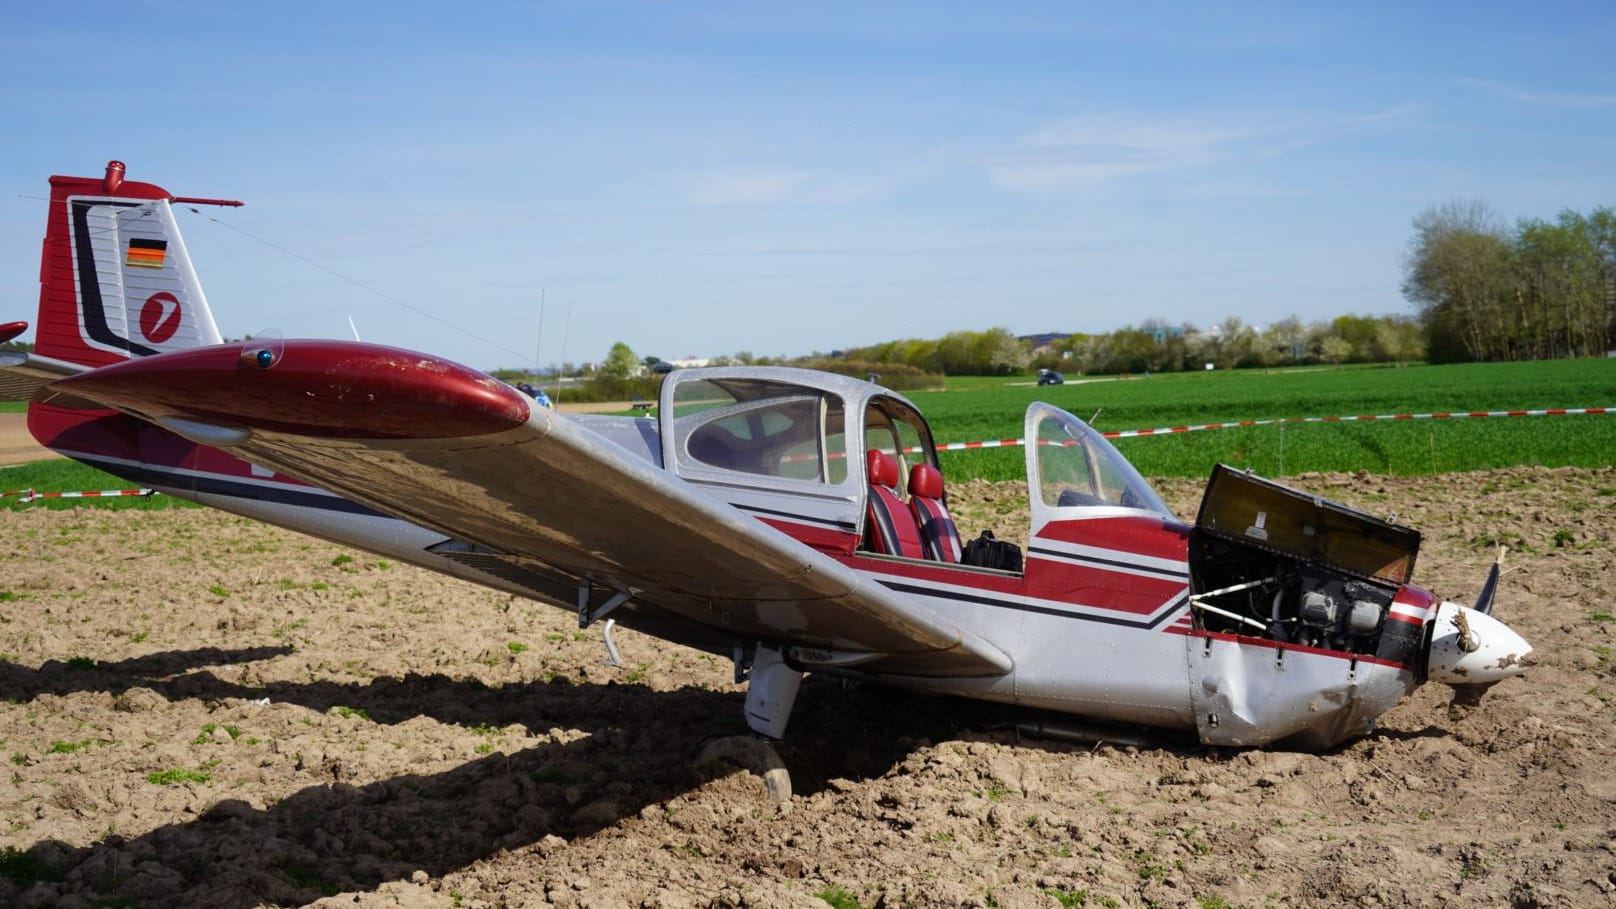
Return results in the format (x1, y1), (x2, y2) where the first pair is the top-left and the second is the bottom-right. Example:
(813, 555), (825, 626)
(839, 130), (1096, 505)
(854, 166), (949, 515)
(1182, 467), (1433, 747)
(1186, 466), (1421, 664)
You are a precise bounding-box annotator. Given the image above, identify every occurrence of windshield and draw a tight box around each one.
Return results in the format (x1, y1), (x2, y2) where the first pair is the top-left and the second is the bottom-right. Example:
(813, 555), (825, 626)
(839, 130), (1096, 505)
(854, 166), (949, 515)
(1030, 406), (1173, 518)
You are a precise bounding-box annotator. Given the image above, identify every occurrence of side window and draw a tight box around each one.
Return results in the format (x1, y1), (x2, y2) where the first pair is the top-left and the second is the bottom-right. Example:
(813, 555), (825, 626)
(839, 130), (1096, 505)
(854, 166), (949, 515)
(671, 378), (739, 418)
(864, 399), (936, 492)
(687, 398), (822, 478)
(673, 378), (847, 486)
(825, 410), (849, 485)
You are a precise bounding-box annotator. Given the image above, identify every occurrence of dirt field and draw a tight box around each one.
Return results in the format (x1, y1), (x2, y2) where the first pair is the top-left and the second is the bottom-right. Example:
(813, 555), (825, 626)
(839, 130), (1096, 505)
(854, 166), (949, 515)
(3, 468), (1615, 908)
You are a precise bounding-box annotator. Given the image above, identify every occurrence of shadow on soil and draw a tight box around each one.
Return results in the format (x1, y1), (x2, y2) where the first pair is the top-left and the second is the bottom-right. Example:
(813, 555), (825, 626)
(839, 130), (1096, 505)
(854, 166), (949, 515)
(1, 646), (1088, 908)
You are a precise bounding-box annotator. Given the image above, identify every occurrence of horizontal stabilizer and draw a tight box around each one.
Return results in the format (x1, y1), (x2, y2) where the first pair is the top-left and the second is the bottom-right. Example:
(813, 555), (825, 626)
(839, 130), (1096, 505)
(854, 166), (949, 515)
(0, 349), (89, 403)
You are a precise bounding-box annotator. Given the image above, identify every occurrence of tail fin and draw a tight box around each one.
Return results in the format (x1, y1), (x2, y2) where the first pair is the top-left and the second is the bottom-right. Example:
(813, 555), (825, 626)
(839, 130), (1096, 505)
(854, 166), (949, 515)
(35, 160), (239, 368)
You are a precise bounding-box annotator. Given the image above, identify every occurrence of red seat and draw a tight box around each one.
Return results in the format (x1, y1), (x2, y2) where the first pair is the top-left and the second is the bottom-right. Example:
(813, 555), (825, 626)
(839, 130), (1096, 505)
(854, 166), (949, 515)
(908, 463), (962, 563)
(863, 450), (925, 558)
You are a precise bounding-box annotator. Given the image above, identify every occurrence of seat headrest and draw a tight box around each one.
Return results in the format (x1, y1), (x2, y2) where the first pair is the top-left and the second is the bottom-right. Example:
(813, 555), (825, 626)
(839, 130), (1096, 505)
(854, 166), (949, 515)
(866, 450), (899, 488)
(908, 463), (943, 499)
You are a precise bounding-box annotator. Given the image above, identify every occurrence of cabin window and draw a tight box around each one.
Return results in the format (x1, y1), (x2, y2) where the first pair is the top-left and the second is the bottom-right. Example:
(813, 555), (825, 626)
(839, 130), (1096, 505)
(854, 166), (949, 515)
(864, 399), (936, 489)
(674, 379), (846, 485)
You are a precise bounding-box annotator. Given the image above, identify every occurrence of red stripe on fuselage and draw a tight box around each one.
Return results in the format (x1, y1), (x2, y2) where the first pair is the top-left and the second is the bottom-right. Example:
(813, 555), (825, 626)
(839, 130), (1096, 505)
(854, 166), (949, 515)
(1032, 515), (1191, 563)
(757, 518), (859, 555)
(1023, 559), (1188, 616)
(825, 544), (1188, 619)
(1392, 585), (1435, 614)
(800, 513), (1195, 619)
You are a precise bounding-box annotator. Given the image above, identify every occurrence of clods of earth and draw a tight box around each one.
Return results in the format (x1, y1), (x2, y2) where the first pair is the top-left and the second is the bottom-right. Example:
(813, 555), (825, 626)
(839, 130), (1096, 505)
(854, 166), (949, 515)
(2, 467), (1615, 908)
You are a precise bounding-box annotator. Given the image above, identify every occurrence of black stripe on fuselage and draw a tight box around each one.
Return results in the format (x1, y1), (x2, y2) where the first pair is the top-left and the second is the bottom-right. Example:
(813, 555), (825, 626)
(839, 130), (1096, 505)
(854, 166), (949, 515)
(73, 457), (384, 517)
(1027, 545), (1188, 581)
(732, 502), (858, 532)
(879, 578), (1188, 630)
(70, 200), (159, 358)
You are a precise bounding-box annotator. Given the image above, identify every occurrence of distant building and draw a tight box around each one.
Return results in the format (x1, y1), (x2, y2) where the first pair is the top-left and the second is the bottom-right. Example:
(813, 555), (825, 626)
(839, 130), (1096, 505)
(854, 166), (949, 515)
(1020, 331), (1069, 350)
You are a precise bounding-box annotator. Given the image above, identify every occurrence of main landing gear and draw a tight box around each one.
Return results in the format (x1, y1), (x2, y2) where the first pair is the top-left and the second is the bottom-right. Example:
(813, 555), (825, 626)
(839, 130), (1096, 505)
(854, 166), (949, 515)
(697, 643), (802, 806)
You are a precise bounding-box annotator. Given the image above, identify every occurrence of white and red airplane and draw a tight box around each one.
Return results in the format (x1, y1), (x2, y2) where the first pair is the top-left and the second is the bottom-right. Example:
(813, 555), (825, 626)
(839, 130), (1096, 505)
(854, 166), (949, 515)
(3, 162), (1530, 756)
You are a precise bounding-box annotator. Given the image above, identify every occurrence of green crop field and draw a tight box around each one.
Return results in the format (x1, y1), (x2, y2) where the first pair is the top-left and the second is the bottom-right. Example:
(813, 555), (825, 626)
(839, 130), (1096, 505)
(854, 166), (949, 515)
(914, 359), (1616, 482)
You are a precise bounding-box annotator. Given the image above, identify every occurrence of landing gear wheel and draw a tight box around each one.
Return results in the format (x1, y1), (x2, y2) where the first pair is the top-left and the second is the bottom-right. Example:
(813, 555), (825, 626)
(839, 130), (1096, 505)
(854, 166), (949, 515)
(696, 735), (792, 808)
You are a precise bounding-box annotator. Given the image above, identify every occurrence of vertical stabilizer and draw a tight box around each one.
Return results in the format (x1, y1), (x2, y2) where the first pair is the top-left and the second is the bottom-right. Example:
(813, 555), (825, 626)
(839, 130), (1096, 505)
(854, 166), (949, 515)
(35, 161), (237, 368)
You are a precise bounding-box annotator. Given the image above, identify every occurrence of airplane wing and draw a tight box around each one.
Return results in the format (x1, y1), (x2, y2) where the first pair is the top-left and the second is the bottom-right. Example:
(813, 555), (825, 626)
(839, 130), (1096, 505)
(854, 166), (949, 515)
(0, 321), (100, 402)
(0, 347), (92, 401)
(52, 340), (1012, 678)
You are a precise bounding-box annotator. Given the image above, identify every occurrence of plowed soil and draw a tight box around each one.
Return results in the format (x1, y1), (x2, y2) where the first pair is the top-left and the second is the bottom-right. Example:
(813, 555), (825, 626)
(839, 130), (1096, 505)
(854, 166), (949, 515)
(3, 468), (1615, 908)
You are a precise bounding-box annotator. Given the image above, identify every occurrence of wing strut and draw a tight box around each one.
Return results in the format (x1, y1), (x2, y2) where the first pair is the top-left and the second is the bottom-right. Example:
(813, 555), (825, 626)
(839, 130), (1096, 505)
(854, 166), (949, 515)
(577, 579), (632, 628)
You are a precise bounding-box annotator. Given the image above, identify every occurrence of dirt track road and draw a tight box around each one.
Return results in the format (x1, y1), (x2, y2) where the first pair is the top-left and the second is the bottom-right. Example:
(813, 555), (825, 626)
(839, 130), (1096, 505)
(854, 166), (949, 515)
(0, 412), (54, 467)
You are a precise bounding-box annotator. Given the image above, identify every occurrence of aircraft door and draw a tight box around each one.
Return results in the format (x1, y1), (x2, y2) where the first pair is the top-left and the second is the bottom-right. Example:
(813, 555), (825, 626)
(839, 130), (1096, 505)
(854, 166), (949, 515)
(1022, 402), (1173, 535)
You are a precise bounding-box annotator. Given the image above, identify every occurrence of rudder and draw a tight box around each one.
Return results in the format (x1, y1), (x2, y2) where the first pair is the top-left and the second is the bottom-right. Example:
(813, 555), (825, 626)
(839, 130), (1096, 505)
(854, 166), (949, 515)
(35, 160), (230, 368)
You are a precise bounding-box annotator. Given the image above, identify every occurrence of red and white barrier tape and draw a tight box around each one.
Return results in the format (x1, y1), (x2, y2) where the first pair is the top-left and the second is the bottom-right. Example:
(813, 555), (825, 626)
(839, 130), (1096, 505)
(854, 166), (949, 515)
(2, 488), (155, 504)
(933, 405), (1613, 452)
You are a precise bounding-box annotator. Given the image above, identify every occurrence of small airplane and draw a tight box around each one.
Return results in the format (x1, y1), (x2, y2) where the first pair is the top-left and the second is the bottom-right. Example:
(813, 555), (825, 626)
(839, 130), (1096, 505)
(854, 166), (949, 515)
(4, 162), (1530, 764)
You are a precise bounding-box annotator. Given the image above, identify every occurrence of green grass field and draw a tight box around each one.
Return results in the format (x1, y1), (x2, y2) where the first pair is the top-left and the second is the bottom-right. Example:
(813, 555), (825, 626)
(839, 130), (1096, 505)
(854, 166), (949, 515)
(6, 359), (1615, 508)
(1, 459), (194, 511)
(915, 359), (1616, 481)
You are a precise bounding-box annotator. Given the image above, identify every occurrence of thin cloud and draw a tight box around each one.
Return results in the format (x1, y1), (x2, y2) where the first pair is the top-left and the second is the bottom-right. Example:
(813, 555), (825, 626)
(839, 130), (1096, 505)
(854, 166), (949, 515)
(987, 104), (1416, 192)
(681, 168), (809, 205)
(679, 167), (892, 206)
(1456, 77), (1616, 111)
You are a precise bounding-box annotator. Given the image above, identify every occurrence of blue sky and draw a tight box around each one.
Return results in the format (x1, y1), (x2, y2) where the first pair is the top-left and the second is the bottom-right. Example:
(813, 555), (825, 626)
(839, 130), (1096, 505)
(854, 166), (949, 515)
(3, 2), (1613, 371)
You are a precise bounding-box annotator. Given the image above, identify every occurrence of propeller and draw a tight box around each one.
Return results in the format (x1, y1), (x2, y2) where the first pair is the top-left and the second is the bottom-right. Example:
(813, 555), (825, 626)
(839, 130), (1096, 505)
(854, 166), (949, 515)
(1430, 546), (1527, 719)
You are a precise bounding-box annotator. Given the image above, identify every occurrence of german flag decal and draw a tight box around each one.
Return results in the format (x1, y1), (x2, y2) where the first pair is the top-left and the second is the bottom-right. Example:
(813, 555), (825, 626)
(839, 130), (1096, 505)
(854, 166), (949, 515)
(126, 238), (168, 269)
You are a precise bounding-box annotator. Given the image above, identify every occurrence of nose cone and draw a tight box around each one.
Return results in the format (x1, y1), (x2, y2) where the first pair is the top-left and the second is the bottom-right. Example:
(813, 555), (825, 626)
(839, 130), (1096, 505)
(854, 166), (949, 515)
(1426, 601), (1533, 685)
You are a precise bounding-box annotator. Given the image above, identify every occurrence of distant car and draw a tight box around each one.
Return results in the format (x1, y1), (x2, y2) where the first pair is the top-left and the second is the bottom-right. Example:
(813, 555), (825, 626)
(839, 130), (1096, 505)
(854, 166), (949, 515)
(514, 383), (554, 409)
(1037, 369), (1065, 386)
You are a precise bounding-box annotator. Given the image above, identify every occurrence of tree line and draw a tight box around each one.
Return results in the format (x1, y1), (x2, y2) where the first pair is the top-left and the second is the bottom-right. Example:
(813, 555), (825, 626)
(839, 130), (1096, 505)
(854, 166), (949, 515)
(841, 318), (1422, 377)
(1404, 201), (1616, 363)
(499, 197), (1616, 391)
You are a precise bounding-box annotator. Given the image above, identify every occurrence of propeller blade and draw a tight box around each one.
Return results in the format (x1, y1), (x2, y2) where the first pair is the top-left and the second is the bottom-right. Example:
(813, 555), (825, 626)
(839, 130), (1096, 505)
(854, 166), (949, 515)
(1473, 545), (1505, 616)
